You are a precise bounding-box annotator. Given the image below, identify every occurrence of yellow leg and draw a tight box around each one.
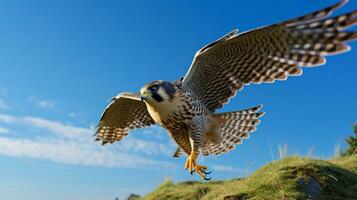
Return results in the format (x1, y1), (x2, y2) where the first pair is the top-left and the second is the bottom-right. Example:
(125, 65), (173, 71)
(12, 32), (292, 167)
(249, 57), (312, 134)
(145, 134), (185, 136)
(185, 151), (196, 173)
(185, 151), (211, 180)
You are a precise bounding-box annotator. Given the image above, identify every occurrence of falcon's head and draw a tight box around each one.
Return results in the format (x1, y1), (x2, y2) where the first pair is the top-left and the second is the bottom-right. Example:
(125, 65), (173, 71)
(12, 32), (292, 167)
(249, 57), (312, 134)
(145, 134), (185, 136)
(140, 80), (177, 105)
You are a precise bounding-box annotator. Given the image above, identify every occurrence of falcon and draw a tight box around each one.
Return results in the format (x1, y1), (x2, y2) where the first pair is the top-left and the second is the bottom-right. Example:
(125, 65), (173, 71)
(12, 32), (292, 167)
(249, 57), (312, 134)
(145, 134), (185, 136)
(95, 0), (356, 180)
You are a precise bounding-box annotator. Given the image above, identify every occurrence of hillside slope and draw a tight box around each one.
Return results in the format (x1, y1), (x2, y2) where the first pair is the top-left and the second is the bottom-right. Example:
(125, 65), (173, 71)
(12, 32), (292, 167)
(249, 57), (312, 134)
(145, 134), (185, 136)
(142, 155), (357, 200)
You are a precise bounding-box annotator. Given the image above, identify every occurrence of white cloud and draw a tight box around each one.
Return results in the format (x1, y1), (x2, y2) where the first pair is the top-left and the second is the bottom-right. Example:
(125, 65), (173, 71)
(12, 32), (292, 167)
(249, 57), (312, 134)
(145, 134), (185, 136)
(117, 137), (175, 156)
(0, 114), (16, 123)
(0, 127), (9, 134)
(0, 113), (176, 169)
(140, 125), (166, 139)
(22, 116), (90, 140)
(0, 137), (172, 168)
(211, 164), (243, 173)
(0, 114), (90, 139)
(68, 112), (76, 118)
(0, 99), (10, 110)
(28, 97), (56, 109)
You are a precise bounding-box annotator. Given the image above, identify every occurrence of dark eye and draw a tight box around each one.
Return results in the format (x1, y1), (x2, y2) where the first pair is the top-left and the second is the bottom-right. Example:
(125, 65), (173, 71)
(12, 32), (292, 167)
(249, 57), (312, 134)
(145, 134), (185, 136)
(149, 85), (158, 92)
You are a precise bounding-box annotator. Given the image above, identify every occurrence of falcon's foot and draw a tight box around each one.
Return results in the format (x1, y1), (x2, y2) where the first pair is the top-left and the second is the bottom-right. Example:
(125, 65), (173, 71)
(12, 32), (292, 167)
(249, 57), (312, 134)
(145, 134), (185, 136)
(185, 152), (211, 180)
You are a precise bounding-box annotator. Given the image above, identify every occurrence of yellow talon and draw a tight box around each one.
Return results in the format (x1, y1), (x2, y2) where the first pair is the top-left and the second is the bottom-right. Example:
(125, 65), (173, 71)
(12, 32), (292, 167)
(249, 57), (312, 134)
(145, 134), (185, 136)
(194, 164), (208, 179)
(195, 164), (207, 171)
(185, 152), (212, 180)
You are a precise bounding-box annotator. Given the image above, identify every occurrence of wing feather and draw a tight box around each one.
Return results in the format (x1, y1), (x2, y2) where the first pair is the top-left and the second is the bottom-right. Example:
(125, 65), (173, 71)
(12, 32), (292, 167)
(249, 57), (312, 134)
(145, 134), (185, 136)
(182, 0), (356, 111)
(95, 92), (155, 145)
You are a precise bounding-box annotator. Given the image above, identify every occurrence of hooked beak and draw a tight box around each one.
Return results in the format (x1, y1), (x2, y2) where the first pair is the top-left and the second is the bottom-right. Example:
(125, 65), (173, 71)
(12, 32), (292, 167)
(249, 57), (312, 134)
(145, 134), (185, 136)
(140, 90), (151, 102)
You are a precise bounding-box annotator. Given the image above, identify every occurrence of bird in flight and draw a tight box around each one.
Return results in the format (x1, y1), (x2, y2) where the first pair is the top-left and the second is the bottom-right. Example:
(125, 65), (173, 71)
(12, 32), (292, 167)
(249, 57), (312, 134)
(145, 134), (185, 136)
(95, 0), (356, 180)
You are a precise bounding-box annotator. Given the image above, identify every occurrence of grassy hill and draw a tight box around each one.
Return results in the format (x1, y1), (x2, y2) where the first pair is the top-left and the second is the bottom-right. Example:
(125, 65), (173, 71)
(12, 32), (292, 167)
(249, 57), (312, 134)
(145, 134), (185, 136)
(141, 155), (357, 200)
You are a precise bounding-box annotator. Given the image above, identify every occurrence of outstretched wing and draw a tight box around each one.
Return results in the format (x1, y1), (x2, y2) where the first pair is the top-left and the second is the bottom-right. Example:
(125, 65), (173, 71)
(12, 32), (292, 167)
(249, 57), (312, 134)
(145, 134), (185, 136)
(182, 0), (356, 111)
(95, 92), (155, 145)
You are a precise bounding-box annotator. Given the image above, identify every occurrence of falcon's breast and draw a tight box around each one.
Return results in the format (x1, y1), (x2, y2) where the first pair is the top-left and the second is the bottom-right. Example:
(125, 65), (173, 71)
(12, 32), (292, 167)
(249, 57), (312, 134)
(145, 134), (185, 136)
(144, 89), (193, 128)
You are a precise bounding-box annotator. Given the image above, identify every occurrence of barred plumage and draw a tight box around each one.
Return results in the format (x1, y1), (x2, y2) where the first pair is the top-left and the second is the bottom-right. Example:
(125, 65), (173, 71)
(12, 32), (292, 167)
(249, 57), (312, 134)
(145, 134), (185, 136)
(202, 106), (264, 156)
(96, 1), (356, 180)
(95, 92), (155, 145)
(182, 0), (356, 111)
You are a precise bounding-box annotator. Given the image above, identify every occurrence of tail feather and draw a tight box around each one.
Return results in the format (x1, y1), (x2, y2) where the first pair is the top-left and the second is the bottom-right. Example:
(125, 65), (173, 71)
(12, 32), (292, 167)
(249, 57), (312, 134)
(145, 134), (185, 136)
(201, 105), (264, 156)
(172, 147), (184, 158)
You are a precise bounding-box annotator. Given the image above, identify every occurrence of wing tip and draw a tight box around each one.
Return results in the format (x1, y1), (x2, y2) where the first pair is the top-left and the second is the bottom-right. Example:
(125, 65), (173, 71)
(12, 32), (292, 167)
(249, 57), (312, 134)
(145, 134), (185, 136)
(258, 111), (266, 118)
(256, 104), (264, 111)
(283, 0), (349, 27)
(339, 0), (348, 8)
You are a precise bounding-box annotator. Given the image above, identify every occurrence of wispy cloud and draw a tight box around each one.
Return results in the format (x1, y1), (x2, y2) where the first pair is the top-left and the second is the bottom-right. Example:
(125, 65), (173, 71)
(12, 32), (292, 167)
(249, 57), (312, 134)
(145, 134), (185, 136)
(68, 112), (76, 118)
(210, 161), (255, 177)
(211, 164), (243, 173)
(28, 97), (56, 109)
(0, 99), (10, 110)
(67, 112), (88, 124)
(0, 113), (175, 169)
(21, 116), (89, 140)
(0, 127), (9, 134)
(0, 114), (16, 123)
(117, 137), (175, 156)
(0, 137), (171, 168)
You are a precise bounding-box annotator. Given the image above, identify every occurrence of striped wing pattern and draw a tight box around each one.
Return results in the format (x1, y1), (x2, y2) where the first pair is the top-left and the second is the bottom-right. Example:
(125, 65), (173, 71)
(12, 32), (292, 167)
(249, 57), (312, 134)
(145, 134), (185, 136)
(95, 92), (155, 145)
(182, 0), (356, 111)
(202, 106), (264, 156)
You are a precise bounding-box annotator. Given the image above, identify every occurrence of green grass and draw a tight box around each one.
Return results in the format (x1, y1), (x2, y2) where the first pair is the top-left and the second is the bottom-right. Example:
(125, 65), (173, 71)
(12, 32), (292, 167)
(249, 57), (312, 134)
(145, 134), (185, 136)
(142, 155), (357, 200)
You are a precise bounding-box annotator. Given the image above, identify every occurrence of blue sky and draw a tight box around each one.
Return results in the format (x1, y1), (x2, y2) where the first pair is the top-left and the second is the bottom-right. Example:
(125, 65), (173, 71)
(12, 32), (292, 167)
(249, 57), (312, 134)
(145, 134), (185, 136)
(0, 0), (356, 199)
